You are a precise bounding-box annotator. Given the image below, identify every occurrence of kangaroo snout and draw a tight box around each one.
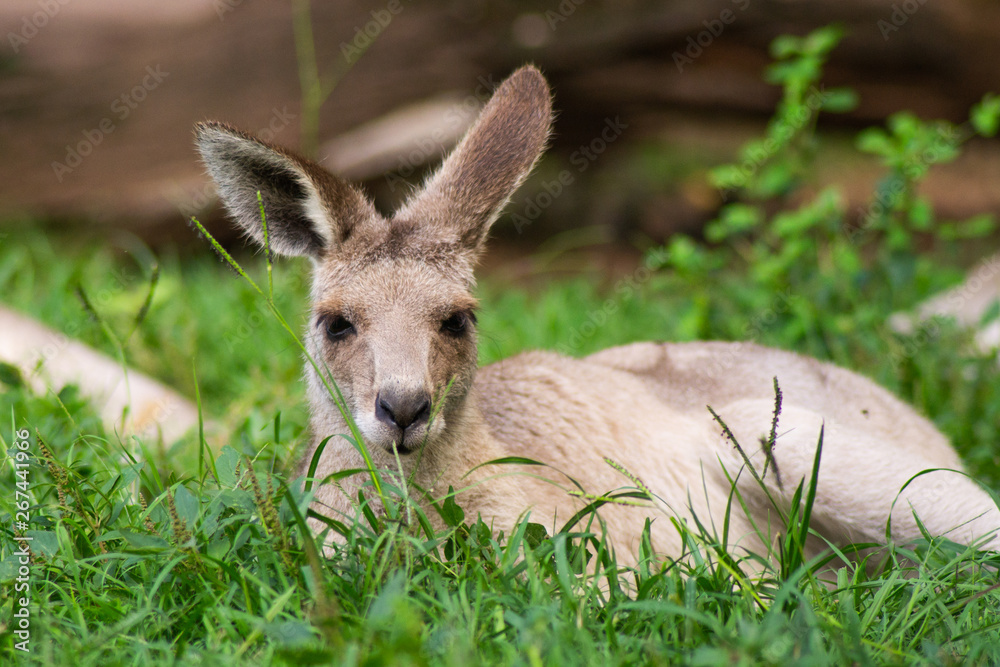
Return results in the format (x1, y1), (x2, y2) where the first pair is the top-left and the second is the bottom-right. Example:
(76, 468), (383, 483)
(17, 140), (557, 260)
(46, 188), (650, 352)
(375, 387), (432, 452)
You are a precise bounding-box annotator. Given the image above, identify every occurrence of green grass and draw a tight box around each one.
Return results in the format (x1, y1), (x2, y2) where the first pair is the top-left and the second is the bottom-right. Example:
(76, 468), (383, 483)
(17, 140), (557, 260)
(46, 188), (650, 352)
(1, 226), (999, 666)
(3, 24), (1000, 664)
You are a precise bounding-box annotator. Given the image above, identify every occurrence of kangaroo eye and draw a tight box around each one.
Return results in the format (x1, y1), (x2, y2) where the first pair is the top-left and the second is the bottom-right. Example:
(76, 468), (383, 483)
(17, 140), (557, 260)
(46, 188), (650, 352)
(323, 315), (355, 341)
(441, 311), (474, 336)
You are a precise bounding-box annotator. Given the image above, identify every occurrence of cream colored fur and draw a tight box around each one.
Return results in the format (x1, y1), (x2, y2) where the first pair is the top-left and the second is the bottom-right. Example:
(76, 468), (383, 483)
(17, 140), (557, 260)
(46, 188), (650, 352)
(196, 66), (1000, 568)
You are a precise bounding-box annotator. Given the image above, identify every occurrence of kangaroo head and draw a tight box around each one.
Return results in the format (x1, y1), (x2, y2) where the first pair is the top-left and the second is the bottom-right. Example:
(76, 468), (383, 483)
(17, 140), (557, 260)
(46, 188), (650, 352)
(196, 66), (552, 457)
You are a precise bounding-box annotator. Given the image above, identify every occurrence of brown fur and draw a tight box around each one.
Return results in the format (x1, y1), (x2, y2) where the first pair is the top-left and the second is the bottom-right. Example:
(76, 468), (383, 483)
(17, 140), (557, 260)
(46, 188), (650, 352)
(196, 66), (999, 568)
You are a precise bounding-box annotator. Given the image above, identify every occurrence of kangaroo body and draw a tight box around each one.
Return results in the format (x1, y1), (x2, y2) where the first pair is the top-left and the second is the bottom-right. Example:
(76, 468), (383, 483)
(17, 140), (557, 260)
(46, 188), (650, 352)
(196, 66), (999, 567)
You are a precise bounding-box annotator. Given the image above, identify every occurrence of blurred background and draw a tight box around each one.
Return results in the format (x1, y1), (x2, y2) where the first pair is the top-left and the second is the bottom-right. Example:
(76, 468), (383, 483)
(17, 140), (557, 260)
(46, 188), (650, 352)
(2, 0), (999, 263)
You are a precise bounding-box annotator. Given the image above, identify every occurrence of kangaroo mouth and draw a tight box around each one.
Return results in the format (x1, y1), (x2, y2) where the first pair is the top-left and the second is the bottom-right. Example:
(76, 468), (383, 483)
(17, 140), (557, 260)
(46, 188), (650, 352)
(387, 440), (417, 456)
(380, 429), (426, 456)
(366, 405), (437, 457)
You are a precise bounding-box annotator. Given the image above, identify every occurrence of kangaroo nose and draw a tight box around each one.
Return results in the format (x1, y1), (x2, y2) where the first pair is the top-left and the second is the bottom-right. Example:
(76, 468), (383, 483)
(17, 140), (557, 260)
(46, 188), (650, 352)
(375, 389), (431, 433)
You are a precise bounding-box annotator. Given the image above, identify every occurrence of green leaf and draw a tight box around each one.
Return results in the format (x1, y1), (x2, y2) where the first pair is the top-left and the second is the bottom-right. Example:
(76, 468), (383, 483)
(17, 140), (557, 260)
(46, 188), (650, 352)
(887, 112), (920, 141)
(820, 87), (858, 113)
(119, 530), (170, 552)
(477, 456), (547, 467)
(756, 162), (795, 197)
(217, 489), (257, 513)
(770, 34), (802, 59)
(856, 128), (894, 157)
(971, 93), (1000, 137)
(207, 536), (230, 560)
(523, 522), (550, 549)
(440, 487), (465, 528)
(772, 210), (810, 238)
(0, 556), (19, 582)
(832, 244), (862, 275)
(908, 197), (934, 231)
(802, 24), (845, 57)
(887, 225), (911, 251)
(0, 361), (23, 388)
(25, 530), (59, 559)
(665, 235), (706, 274)
(707, 205), (763, 241)
(216, 445), (242, 488)
(939, 213), (997, 240)
(763, 61), (799, 86)
(173, 485), (199, 524)
(709, 164), (749, 190)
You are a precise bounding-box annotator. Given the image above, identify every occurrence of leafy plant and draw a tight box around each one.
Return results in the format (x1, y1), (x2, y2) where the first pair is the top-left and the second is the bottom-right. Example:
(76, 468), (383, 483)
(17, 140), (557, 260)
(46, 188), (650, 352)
(654, 26), (1000, 477)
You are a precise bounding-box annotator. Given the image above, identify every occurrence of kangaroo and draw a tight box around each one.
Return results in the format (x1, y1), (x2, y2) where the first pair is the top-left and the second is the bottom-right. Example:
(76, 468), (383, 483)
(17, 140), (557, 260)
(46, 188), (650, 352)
(195, 66), (999, 568)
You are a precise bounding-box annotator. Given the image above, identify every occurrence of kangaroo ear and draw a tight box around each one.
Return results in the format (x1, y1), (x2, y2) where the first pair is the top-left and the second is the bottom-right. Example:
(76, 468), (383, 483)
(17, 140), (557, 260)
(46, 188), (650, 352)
(394, 66), (552, 251)
(195, 121), (377, 258)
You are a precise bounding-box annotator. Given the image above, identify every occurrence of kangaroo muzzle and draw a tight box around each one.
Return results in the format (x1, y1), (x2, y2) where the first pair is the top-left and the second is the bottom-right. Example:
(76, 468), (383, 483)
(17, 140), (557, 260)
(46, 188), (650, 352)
(374, 387), (431, 453)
